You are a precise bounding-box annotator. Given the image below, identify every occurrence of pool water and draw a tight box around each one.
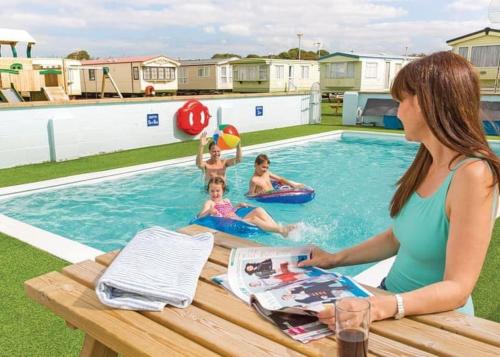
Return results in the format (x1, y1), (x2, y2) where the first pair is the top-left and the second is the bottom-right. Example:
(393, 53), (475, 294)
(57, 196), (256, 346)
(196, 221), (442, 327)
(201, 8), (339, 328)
(2, 133), (498, 276)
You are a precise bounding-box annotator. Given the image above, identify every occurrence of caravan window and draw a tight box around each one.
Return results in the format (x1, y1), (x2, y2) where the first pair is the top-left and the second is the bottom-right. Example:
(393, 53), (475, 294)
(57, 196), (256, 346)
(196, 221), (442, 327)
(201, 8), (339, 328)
(198, 66), (210, 78)
(259, 65), (267, 80)
(221, 66), (227, 83)
(328, 62), (354, 79)
(458, 47), (469, 60)
(471, 45), (500, 67)
(89, 69), (96, 81)
(179, 67), (187, 84)
(133, 67), (139, 80)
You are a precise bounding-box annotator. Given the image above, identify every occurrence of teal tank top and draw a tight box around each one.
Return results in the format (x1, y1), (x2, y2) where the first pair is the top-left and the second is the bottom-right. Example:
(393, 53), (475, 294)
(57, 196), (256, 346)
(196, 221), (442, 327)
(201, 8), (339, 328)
(385, 158), (483, 316)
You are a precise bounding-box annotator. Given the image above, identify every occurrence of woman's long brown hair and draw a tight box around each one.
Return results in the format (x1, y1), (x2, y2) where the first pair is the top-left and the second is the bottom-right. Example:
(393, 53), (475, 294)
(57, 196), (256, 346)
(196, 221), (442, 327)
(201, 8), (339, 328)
(390, 51), (500, 217)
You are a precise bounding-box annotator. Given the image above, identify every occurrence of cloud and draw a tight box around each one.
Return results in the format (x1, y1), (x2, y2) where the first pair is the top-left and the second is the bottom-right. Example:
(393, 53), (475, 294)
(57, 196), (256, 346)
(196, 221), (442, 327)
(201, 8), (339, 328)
(219, 24), (251, 36)
(0, 1), (488, 58)
(203, 26), (216, 34)
(448, 0), (490, 12)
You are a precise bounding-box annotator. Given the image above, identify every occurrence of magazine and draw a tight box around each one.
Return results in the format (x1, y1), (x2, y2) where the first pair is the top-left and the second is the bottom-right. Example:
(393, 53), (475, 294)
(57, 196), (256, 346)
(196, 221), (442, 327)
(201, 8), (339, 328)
(223, 246), (372, 343)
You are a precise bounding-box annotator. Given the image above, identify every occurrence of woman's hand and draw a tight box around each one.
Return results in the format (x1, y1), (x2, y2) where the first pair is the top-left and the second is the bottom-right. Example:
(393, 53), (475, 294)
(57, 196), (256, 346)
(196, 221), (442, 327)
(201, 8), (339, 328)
(236, 202), (249, 208)
(298, 246), (338, 269)
(200, 132), (210, 146)
(318, 295), (396, 331)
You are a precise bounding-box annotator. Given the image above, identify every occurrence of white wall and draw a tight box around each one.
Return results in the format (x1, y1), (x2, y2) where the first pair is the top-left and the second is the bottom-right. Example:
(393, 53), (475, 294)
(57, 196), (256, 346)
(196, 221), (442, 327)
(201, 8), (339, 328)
(0, 94), (311, 169)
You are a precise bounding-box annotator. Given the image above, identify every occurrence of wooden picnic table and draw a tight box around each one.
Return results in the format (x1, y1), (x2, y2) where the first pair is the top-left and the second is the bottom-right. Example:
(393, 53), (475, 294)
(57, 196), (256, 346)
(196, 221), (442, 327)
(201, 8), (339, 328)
(25, 225), (500, 356)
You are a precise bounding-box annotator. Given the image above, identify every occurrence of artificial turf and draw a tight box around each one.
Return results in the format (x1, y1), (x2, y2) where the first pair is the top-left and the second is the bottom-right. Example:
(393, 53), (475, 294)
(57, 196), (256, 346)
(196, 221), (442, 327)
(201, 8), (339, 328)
(0, 233), (83, 356)
(0, 104), (498, 356)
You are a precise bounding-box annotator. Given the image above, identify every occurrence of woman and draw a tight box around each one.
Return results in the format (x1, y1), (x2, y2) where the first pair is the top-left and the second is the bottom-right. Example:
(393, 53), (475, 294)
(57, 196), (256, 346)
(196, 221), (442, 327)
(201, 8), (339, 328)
(196, 132), (242, 184)
(299, 51), (499, 326)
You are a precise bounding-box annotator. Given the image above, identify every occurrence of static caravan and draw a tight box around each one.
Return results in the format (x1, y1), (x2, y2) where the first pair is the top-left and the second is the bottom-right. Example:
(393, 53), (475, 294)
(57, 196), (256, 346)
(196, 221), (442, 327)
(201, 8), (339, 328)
(319, 52), (411, 94)
(231, 58), (319, 93)
(81, 56), (180, 97)
(178, 57), (238, 94)
(447, 27), (500, 92)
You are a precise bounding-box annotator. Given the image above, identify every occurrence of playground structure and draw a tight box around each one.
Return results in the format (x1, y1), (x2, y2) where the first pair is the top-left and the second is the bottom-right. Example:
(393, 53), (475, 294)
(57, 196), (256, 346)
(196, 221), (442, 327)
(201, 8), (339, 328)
(0, 28), (88, 103)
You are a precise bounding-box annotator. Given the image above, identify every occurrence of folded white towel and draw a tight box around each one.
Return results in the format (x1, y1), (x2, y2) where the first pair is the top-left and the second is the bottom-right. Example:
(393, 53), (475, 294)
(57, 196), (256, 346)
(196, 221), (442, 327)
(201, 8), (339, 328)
(95, 226), (214, 311)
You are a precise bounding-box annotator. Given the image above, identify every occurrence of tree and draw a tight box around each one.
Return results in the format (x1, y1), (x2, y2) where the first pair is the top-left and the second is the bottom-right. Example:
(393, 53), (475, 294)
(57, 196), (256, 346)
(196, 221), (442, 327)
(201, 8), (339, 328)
(318, 49), (330, 58)
(245, 54), (260, 58)
(66, 50), (91, 60)
(211, 53), (241, 59)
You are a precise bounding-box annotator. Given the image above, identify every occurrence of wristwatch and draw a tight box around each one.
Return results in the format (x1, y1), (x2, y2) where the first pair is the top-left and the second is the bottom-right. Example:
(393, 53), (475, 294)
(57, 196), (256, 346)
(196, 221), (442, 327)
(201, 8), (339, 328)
(394, 294), (405, 320)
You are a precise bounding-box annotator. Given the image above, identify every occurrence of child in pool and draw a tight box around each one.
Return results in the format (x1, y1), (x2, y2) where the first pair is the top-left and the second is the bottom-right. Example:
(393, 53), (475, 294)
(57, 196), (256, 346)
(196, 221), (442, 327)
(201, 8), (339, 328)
(248, 154), (304, 196)
(198, 177), (296, 236)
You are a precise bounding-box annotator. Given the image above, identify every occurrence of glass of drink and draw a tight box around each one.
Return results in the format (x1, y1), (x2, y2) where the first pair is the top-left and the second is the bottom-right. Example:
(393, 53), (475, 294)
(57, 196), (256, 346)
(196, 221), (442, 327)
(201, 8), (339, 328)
(335, 297), (370, 357)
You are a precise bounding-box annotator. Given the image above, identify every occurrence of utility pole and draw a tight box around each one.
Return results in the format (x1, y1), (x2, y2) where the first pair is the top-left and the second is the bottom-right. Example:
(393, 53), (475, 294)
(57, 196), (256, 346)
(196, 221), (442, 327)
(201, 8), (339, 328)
(297, 33), (303, 60)
(314, 42), (321, 59)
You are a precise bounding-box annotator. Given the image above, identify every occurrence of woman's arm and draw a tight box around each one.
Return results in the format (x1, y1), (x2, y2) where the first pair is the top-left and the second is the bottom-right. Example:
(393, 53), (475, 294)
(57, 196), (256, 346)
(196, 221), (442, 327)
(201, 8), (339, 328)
(196, 132), (209, 169)
(225, 142), (242, 167)
(298, 227), (400, 269)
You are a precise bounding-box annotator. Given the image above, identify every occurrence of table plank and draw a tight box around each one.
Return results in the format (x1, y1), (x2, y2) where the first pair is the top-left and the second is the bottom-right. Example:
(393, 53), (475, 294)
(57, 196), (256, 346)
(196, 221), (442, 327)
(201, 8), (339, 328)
(178, 224), (261, 249)
(413, 312), (500, 348)
(25, 272), (219, 357)
(371, 318), (500, 357)
(80, 335), (118, 357)
(62, 261), (306, 357)
(65, 260), (333, 357)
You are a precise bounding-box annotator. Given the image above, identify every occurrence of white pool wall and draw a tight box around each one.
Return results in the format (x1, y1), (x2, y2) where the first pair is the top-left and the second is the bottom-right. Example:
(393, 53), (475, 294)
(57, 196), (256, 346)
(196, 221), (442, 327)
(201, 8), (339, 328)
(0, 93), (312, 169)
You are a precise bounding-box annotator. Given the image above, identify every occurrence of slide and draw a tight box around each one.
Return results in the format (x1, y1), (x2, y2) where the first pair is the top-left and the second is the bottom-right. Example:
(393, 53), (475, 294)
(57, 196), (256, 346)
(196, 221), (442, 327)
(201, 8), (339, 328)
(0, 88), (23, 103)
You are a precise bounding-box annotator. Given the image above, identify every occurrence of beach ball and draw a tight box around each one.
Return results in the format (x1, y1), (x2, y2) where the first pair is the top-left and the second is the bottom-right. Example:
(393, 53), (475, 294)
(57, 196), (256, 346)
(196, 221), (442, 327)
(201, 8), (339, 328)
(213, 124), (240, 150)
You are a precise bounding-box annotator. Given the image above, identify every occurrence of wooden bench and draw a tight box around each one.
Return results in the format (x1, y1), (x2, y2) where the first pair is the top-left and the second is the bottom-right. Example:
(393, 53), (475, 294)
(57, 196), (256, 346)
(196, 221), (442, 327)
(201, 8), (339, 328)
(25, 225), (500, 356)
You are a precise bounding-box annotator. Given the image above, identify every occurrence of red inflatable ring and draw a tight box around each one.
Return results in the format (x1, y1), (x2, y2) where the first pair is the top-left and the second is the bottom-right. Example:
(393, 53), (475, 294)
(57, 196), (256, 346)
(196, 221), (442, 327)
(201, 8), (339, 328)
(176, 99), (211, 135)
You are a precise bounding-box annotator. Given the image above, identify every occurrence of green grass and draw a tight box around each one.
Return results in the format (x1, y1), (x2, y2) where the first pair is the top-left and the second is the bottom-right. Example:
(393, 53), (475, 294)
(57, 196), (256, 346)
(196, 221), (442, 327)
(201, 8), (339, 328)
(0, 233), (83, 356)
(0, 106), (498, 355)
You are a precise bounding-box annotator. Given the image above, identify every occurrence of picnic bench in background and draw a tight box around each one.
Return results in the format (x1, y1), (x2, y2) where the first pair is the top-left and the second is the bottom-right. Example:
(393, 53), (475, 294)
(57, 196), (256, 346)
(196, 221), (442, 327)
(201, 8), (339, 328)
(25, 225), (500, 356)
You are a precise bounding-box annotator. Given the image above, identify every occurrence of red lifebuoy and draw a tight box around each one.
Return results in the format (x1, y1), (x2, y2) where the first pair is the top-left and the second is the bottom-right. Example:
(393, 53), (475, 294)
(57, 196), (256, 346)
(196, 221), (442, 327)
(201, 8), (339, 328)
(176, 99), (211, 135)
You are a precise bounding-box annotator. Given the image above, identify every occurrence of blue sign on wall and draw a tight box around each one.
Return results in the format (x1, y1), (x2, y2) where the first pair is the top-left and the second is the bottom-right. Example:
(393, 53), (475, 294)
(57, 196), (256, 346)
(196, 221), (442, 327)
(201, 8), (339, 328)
(147, 113), (159, 126)
(255, 106), (263, 117)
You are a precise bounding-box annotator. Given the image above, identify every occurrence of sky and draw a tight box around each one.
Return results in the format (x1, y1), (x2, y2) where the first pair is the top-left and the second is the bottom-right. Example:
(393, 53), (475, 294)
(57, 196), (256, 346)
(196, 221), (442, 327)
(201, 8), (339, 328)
(0, 0), (496, 59)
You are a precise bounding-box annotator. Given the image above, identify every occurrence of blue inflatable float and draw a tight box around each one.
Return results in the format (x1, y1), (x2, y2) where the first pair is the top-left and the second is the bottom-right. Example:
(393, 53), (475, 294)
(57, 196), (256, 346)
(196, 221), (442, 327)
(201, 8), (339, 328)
(190, 206), (266, 237)
(246, 181), (315, 204)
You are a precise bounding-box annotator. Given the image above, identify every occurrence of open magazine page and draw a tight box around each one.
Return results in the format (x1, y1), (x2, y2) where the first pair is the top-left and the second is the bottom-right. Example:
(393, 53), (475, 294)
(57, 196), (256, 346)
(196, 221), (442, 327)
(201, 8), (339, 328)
(251, 298), (333, 343)
(227, 246), (316, 303)
(252, 274), (372, 314)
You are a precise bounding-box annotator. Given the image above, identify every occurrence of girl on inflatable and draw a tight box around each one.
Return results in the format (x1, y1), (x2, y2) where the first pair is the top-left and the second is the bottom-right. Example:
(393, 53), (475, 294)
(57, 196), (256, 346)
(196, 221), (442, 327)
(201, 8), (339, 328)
(248, 154), (304, 196)
(198, 177), (296, 237)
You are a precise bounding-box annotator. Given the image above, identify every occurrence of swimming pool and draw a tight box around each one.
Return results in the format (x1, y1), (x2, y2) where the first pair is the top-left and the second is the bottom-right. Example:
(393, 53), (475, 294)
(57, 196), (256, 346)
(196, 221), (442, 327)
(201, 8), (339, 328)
(2, 132), (499, 276)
